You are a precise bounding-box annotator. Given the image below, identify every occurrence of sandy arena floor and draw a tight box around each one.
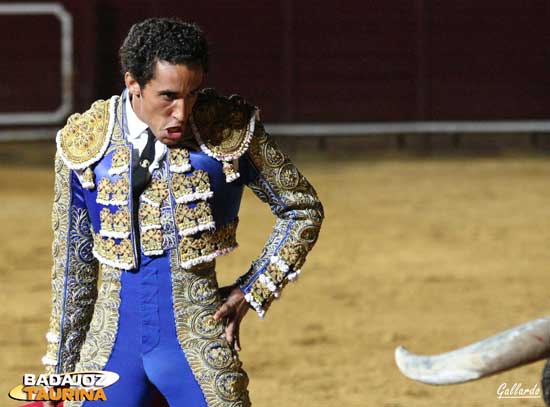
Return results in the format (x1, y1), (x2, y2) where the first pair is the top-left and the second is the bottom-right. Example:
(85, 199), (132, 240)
(1, 144), (550, 406)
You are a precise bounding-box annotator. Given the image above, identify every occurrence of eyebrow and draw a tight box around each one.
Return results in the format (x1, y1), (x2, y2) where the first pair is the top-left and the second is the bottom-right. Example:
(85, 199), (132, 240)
(158, 84), (203, 97)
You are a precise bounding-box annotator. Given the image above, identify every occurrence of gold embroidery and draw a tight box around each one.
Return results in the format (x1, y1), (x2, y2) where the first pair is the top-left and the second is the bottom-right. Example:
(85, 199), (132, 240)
(169, 251), (251, 406)
(109, 146), (131, 175)
(175, 201), (215, 236)
(171, 169), (213, 203)
(178, 220), (238, 269)
(100, 207), (130, 238)
(238, 123), (324, 318)
(141, 179), (169, 207)
(96, 178), (112, 203)
(112, 175), (129, 203)
(141, 228), (163, 255)
(66, 265), (122, 407)
(44, 154), (99, 375)
(96, 174), (129, 205)
(82, 167), (95, 189)
(266, 263), (285, 284)
(250, 279), (272, 305)
(222, 161), (239, 183)
(168, 146), (191, 172)
(190, 89), (257, 183)
(280, 242), (307, 270)
(57, 99), (112, 169)
(190, 89), (255, 160)
(92, 233), (135, 270)
(139, 203), (161, 228)
(277, 162), (300, 190)
(44, 154), (71, 374)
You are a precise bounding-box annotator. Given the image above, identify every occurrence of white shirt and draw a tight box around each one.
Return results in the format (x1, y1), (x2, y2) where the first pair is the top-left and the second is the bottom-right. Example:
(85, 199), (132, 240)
(125, 92), (167, 173)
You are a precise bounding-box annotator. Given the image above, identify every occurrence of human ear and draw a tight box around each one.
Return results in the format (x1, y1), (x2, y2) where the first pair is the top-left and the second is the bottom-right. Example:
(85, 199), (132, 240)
(124, 72), (141, 98)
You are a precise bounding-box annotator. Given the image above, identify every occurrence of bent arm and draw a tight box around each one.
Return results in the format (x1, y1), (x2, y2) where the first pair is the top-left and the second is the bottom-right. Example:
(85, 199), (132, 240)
(236, 122), (324, 318)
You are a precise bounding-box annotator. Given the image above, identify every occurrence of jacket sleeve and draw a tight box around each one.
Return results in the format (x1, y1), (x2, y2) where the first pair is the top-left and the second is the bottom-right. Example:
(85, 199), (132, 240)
(42, 152), (99, 374)
(236, 122), (324, 318)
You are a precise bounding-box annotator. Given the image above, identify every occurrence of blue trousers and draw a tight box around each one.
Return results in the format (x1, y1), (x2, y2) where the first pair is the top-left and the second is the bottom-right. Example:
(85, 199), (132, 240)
(82, 254), (208, 407)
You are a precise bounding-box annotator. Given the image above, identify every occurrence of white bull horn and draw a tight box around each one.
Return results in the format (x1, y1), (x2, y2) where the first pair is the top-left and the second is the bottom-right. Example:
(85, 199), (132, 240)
(395, 317), (550, 385)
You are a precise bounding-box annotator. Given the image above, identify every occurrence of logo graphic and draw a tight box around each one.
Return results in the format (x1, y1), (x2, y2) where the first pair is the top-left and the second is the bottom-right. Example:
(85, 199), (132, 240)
(496, 382), (540, 399)
(8, 371), (119, 402)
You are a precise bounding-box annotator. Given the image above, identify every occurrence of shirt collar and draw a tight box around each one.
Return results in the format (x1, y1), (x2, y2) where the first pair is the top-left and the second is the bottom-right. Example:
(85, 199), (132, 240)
(125, 90), (149, 140)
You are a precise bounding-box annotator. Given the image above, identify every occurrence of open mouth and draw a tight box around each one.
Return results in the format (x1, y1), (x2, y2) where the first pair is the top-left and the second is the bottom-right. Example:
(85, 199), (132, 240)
(165, 126), (183, 139)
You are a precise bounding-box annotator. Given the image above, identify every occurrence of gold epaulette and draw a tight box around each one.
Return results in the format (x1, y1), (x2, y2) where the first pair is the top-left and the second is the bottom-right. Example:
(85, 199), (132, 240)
(190, 89), (258, 182)
(56, 96), (118, 170)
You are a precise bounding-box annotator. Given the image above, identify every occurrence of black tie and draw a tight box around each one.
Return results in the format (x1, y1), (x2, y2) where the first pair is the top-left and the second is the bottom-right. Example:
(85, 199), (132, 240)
(132, 128), (156, 202)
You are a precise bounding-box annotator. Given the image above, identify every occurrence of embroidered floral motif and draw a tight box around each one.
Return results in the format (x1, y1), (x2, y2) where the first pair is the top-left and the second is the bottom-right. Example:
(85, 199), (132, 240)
(66, 264), (122, 407)
(96, 178), (111, 204)
(139, 203), (161, 230)
(141, 179), (169, 207)
(175, 201), (215, 237)
(99, 207), (130, 239)
(178, 220), (238, 269)
(108, 146), (130, 175)
(43, 155), (99, 375)
(92, 233), (135, 270)
(112, 176), (129, 204)
(266, 263), (285, 284)
(279, 242), (307, 270)
(171, 170), (214, 203)
(169, 252), (251, 406)
(96, 174), (129, 206)
(56, 98), (115, 170)
(141, 228), (164, 256)
(168, 147), (191, 173)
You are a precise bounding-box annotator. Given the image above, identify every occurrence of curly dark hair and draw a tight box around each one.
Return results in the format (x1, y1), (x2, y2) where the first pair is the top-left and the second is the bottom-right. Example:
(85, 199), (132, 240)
(119, 18), (209, 87)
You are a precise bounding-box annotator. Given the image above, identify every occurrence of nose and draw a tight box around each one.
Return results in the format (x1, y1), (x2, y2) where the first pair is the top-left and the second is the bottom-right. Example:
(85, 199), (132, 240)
(172, 99), (186, 123)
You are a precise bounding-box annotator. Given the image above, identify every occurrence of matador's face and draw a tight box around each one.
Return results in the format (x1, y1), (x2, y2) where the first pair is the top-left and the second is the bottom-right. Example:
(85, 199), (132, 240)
(125, 60), (204, 146)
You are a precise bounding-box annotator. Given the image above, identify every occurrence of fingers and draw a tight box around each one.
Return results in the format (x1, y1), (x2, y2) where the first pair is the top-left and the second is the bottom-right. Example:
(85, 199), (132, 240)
(225, 319), (236, 347)
(234, 325), (241, 351)
(214, 287), (249, 351)
(213, 302), (231, 321)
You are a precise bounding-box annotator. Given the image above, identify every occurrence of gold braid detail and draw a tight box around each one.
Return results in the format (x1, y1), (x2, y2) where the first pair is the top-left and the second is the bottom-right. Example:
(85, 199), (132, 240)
(65, 265), (123, 407)
(170, 251), (251, 406)
(57, 98), (113, 169)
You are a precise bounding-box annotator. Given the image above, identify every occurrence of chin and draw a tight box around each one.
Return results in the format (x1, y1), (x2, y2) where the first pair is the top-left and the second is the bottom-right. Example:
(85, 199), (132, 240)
(160, 137), (179, 146)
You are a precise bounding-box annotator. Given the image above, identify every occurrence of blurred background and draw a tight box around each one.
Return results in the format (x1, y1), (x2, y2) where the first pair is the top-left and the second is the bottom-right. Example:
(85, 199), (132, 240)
(2, 1), (550, 406)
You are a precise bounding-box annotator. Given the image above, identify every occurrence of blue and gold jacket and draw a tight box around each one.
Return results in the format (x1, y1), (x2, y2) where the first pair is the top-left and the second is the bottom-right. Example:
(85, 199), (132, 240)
(42, 89), (323, 385)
